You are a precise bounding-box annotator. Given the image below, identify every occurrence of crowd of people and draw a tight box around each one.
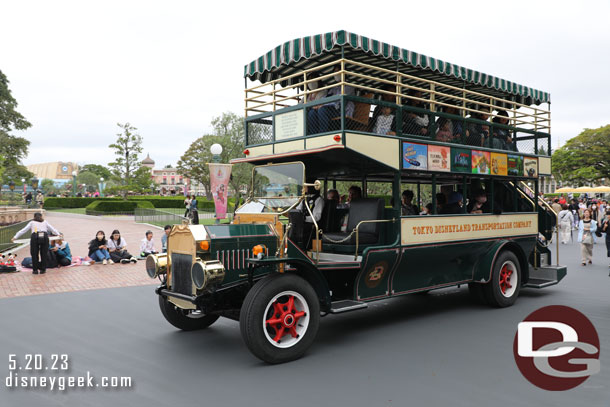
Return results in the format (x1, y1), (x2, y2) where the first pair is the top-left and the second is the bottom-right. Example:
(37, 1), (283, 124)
(550, 196), (609, 267)
(11, 212), (173, 275)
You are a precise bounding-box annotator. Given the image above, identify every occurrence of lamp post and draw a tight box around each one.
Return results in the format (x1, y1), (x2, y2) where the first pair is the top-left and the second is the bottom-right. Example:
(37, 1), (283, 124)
(72, 171), (77, 197)
(31, 177), (39, 191)
(21, 178), (26, 194)
(8, 180), (15, 203)
(150, 183), (155, 195)
(99, 177), (105, 197)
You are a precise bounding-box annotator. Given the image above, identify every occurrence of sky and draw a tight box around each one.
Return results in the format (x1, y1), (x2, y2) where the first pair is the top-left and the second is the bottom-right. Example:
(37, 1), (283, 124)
(2, 0), (609, 169)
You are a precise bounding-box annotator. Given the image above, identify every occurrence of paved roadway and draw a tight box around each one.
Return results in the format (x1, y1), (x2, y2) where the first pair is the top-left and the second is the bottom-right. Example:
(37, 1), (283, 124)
(1, 235), (609, 406)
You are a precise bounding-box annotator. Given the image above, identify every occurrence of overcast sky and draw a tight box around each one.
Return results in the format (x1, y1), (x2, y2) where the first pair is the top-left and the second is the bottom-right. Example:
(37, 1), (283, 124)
(2, 0), (609, 169)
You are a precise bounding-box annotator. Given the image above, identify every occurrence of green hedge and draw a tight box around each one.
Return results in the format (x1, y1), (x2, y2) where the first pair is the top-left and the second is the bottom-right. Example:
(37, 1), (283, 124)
(45, 197), (119, 208)
(85, 200), (154, 215)
(46, 196), (238, 211)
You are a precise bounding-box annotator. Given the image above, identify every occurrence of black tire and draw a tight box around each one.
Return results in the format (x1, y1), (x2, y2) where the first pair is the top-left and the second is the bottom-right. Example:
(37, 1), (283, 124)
(239, 273), (320, 364)
(468, 283), (487, 304)
(158, 295), (219, 331)
(482, 251), (521, 308)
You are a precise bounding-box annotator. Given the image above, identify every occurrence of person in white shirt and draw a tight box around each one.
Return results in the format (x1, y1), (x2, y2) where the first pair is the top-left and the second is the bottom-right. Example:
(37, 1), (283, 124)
(558, 204), (573, 244)
(12, 212), (60, 274)
(108, 229), (137, 264)
(140, 230), (158, 257)
(298, 186), (324, 249)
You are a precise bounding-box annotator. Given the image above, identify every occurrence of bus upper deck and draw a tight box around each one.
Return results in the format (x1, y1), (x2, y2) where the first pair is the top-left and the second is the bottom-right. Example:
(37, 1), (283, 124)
(241, 30), (552, 162)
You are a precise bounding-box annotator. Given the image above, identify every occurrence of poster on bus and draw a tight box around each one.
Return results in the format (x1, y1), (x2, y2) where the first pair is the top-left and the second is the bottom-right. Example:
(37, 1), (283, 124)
(471, 150), (490, 174)
(428, 145), (450, 172)
(524, 157), (538, 178)
(507, 155), (523, 176)
(208, 163), (232, 219)
(490, 153), (508, 176)
(451, 148), (471, 173)
(402, 142), (428, 170)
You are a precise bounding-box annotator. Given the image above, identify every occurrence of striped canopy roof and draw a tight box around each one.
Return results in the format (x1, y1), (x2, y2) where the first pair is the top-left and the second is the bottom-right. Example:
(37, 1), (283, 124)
(244, 30), (550, 105)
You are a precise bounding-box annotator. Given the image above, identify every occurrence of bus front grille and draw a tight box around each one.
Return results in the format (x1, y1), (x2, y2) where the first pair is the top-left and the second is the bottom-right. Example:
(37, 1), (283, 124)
(171, 253), (193, 296)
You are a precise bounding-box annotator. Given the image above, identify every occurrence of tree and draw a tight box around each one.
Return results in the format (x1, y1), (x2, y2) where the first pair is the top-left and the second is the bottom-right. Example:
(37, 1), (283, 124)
(79, 164), (112, 180)
(40, 179), (59, 195)
(552, 125), (610, 185)
(177, 112), (251, 200)
(108, 123), (147, 196)
(76, 171), (101, 192)
(0, 70), (33, 185)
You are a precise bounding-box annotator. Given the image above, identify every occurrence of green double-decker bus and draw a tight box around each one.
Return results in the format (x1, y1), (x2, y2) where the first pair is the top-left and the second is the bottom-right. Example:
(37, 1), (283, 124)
(148, 30), (565, 364)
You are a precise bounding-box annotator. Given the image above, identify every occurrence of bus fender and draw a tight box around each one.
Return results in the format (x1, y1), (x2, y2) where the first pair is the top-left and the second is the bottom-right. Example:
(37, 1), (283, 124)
(248, 257), (332, 312)
(472, 240), (529, 284)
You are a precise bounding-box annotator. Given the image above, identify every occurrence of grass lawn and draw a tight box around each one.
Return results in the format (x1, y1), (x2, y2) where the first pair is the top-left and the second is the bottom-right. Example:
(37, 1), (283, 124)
(46, 208), (87, 214)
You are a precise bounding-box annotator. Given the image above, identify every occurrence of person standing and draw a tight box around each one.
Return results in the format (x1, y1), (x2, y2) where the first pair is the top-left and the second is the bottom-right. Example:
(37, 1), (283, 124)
(189, 195), (199, 224)
(161, 225), (171, 253)
(35, 191), (44, 208)
(578, 209), (597, 266)
(558, 204), (573, 244)
(600, 209), (610, 268)
(183, 195), (192, 218)
(11, 212), (61, 274)
(551, 199), (562, 214)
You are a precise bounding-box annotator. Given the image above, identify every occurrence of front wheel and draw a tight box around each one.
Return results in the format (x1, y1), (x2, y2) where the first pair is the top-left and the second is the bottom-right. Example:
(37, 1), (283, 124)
(239, 273), (320, 364)
(483, 251), (521, 308)
(158, 295), (219, 331)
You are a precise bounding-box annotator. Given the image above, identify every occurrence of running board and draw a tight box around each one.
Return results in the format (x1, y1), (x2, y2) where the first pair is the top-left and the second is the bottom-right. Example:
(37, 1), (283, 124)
(330, 300), (368, 314)
(524, 265), (567, 289)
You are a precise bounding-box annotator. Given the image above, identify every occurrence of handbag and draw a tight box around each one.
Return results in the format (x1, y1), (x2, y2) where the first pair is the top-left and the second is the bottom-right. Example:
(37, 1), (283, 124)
(582, 232), (593, 245)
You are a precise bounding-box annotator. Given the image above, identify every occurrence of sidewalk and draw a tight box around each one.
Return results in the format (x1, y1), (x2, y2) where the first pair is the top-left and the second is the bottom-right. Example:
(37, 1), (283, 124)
(0, 213), (160, 298)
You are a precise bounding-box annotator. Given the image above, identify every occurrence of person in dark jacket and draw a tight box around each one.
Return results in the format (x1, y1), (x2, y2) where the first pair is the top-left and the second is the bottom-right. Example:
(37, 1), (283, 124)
(601, 209), (610, 268)
(440, 191), (463, 214)
(88, 231), (113, 264)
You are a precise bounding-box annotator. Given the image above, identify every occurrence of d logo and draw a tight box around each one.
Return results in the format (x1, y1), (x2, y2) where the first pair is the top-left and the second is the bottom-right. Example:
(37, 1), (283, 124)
(513, 305), (600, 391)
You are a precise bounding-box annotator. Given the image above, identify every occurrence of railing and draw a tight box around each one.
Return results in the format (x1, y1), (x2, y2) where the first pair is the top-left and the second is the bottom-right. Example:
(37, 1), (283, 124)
(134, 208), (233, 227)
(245, 58), (550, 133)
(246, 94), (550, 156)
(0, 220), (29, 253)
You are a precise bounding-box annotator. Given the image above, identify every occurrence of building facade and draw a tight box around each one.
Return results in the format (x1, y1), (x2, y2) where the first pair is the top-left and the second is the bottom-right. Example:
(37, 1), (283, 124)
(141, 154), (206, 196)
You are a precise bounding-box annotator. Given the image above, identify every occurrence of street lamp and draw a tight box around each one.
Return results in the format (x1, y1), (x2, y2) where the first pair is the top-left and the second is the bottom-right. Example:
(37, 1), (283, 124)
(21, 178), (26, 194)
(8, 180), (15, 203)
(31, 177), (39, 190)
(211, 143), (223, 163)
(71, 171), (77, 197)
(150, 183), (155, 195)
(99, 177), (105, 197)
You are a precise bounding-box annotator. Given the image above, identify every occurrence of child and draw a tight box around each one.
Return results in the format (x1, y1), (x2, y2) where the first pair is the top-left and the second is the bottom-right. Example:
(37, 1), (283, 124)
(372, 106), (396, 135)
(140, 230), (158, 257)
(51, 238), (72, 266)
(161, 225), (171, 253)
(88, 231), (113, 265)
(435, 118), (454, 142)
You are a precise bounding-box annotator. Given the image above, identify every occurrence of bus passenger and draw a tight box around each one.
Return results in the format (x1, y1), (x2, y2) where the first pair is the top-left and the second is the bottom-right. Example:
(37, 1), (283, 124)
(435, 117), (454, 142)
(435, 193), (447, 214)
(372, 106), (396, 135)
(403, 89), (429, 136)
(299, 71), (327, 103)
(440, 191), (463, 214)
(307, 65), (355, 133)
(441, 105), (464, 141)
(327, 189), (340, 202)
(467, 189), (489, 214)
(420, 203), (433, 215)
(347, 185), (362, 204)
(466, 106), (490, 146)
(491, 110), (517, 151)
(401, 190), (420, 216)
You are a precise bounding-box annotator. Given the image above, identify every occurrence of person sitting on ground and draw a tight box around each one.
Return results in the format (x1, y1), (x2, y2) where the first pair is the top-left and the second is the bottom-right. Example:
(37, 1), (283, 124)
(161, 225), (171, 253)
(50, 237), (72, 267)
(440, 191), (464, 214)
(466, 106), (490, 147)
(401, 190), (420, 216)
(403, 89), (429, 136)
(327, 189), (340, 202)
(108, 229), (137, 264)
(88, 231), (113, 265)
(467, 189), (489, 214)
(140, 230), (158, 257)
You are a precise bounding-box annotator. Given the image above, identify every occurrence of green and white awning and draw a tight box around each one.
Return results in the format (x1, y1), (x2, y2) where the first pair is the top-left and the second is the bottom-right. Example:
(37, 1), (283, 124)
(244, 30), (550, 105)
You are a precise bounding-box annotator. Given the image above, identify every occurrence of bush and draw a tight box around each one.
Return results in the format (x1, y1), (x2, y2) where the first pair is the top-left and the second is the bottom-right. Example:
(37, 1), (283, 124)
(45, 197), (117, 208)
(85, 200), (154, 215)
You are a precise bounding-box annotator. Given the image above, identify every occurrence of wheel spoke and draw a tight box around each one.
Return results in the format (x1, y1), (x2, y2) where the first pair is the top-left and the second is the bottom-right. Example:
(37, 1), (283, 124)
(273, 326), (285, 342)
(266, 317), (281, 326)
(289, 326), (298, 338)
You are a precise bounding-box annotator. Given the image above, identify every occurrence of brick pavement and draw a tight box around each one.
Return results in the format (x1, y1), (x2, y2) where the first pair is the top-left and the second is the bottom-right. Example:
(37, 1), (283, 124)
(0, 213), (161, 298)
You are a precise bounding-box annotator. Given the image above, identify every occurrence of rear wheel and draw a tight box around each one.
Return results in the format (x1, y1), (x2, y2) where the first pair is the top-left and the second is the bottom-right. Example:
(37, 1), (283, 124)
(483, 251), (521, 308)
(240, 273), (320, 364)
(158, 295), (219, 331)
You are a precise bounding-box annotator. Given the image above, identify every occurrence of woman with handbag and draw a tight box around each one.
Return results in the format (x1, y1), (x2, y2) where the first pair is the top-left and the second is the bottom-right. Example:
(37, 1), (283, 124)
(578, 208), (597, 266)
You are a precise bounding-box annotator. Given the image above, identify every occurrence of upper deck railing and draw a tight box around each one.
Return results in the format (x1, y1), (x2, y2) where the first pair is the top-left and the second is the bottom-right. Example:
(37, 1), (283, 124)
(244, 59), (551, 156)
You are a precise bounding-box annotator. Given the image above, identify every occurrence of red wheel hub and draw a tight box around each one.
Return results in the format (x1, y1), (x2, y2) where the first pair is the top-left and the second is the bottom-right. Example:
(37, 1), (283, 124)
(499, 265), (513, 294)
(265, 295), (306, 343)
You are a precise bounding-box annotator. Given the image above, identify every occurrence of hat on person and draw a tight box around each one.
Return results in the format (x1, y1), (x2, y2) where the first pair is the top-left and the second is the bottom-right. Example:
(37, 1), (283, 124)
(448, 191), (463, 204)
